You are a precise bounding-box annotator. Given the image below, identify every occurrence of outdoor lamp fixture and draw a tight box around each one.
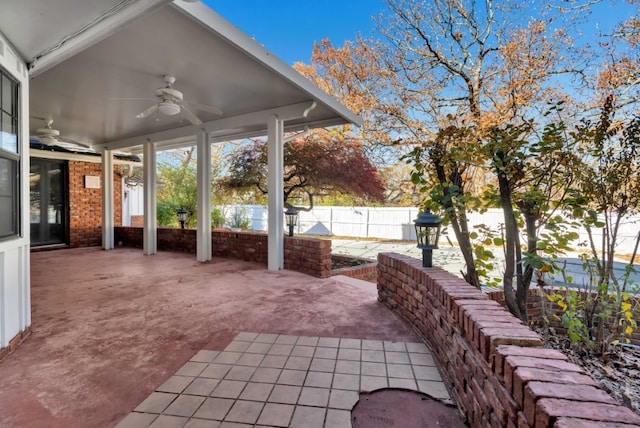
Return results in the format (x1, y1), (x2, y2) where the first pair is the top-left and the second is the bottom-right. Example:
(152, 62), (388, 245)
(284, 207), (299, 237)
(414, 210), (442, 268)
(177, 207), (188, 229)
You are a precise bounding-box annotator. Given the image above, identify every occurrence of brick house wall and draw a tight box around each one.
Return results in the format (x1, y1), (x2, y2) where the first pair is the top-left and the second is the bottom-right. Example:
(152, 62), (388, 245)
(377, 253), (640, 427)
(68, 161), (123, 247)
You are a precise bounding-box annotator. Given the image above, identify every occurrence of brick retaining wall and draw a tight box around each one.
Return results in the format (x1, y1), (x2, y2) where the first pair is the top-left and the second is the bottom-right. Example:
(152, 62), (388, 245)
(377, 252), (640, 427)
(331, 254), (377, 283)
(114, 227), (332, 278)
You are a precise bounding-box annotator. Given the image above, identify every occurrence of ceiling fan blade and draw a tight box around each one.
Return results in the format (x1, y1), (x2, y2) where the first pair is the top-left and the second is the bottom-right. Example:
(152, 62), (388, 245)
(136, 104), (159, 119)
(58, 135), (92, 149)
(186, 101), (223, 116)
(180, 105), (203, 126)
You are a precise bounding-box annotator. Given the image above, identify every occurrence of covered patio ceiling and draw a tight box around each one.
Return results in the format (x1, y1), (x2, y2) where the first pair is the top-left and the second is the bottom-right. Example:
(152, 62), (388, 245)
(2, 0), (360, 153)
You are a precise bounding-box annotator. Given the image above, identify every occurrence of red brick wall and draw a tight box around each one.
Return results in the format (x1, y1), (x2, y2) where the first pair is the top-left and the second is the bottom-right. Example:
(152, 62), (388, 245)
(331, 254), (377, 283)
(68, 162), (122, 247)
(114, 227), (333, 278)
(377, 253), (640, 427)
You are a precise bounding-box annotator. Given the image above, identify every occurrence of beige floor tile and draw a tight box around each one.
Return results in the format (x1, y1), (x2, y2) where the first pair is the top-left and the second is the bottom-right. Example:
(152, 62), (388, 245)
(256, 402), (294, 427)
(224, 341), (251, 353)
(277, 369), (307, 386)
(200, 364), (232, 379)
(238, 382), (273, 401)
(224, 365), (256, 381)
(225, 400), (264, 424)
(268, 384), (301, 404)
(296, 336), (319, 346)
(184, 418), (221, 428)
(389, 378), (417, 389)
(304, 371), (333, 388)
(234, 332), (259, 342)
(383, 341), (406, 352)
(332, 374), (359, 390)
(361, 340), (383, 350)
(317, 337), (339, 348)
(250, 367), (281, 383)
(413, 365), (442, 381)
(324, 409), (352, 428)
(135, 392), (177, 414)
(336, 348), (360, 361)
(313, 347), (338, 359)
(406, 342), (430, 353)
(361, 350), (385, 363)
(176, 362), (208, 377)
(268, 344), (294, 356)
(386, 363), (413, 379)
(157, 376), (194, 394)
(417, 380), (451, 399)
(192, 397), (234, 421)
(211, 380), (247, 399)
(190, 350), (220, 363)
(274, 335), (299, 345)
(149, 414), (188, 428)
(235, 353), (264, 367)
(259, 355), (288, 368)
(339, 338), (361, 349)
(409, 352), (436, 366)
(115, 412), (158, 428)
(360, 375), (388, 392)
(246, 342), (272, 354)
(334, 360), (359, 375)
(284, 356), (312, 371)
(163, 395), (206, 417)
(298, 387), (330, 407)
(361, 362), (386, 377)
(213, 352), (242, 365)
(291, 345), (315, 357)
(309, 358), (336, 373)
(255, 333), (279, 343)
(184, 378), (219, 396)
(290, 405), (326, 428)
(385, 351), (410, 364)
(328, 389), (359, 410)
(218, 422), (252, 428)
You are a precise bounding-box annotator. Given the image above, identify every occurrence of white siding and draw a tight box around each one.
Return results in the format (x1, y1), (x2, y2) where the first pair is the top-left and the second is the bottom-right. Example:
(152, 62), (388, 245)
(0, 31), (30, 349)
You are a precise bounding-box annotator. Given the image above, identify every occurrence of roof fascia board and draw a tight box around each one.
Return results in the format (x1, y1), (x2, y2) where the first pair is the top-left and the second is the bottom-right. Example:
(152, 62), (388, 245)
(30, 148), (139, 165)
(28, 0), (173, 77)
(171, 1), (362, 127)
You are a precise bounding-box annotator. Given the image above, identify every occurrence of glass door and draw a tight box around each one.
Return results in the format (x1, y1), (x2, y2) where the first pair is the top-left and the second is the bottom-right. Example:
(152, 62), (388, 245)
(30, 159), (68, 246)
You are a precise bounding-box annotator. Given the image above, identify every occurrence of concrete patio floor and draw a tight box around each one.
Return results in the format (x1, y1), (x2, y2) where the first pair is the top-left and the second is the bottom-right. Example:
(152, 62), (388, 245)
(0, 247), (445, 427)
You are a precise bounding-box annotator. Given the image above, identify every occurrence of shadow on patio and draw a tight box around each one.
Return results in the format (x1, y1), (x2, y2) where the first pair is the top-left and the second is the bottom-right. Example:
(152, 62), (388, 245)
(0, 247), (428, 427)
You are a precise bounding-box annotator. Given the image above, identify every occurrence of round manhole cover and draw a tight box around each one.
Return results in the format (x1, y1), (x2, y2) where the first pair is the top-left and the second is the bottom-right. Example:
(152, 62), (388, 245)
(351, 389), (467, 427)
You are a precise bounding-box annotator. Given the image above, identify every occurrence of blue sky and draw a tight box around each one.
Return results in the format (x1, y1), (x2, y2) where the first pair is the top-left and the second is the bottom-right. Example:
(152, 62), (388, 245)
(205, 1), (634, 67)
(205, 1), (386, 65)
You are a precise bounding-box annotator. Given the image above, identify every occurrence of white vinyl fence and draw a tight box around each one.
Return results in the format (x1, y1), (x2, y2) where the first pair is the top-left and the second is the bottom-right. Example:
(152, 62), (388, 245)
(123, 184), (640, 254)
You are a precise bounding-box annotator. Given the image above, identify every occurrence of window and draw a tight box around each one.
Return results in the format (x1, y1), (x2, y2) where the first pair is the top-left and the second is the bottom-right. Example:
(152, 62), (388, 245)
(0, 67), (19, 240)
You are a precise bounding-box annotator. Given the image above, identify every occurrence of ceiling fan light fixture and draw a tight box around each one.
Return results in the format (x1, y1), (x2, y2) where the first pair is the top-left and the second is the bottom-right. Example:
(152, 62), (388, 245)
(39, 135), (57, 145)
(158, 101), (181, 116)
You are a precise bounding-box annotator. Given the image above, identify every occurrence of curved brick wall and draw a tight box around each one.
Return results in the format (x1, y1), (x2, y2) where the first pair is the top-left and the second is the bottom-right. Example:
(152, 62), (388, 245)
(376, 252), (640, 427)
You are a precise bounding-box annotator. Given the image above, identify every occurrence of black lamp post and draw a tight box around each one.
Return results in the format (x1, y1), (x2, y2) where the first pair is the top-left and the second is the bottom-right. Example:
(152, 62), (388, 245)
(284, 207), (299, 237)
(414, 210), (442, 267)
(177, 207), (188, 229)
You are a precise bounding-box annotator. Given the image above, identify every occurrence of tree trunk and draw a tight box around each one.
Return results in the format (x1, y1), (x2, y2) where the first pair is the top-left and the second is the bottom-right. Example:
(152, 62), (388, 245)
(496, 167), (523, 321)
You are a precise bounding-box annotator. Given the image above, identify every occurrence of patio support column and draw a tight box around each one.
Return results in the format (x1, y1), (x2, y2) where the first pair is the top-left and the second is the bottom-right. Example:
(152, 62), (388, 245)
(143, 141), (157, 255)
(267, 114), (284, 270)
(196, 129), (212, 262)
(101, 149), (114, 250)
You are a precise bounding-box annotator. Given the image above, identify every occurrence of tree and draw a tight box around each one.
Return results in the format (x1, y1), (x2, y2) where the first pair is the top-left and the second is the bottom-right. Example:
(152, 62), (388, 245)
(223, 130), (385, 209)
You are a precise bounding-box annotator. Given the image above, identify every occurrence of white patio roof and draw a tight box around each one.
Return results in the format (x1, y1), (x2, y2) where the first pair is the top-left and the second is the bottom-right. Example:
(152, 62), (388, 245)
(2, 0), (360, 153)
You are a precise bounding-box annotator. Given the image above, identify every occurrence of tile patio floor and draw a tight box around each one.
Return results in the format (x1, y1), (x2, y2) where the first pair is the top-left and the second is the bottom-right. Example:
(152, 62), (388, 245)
(117, 332), (450, 428)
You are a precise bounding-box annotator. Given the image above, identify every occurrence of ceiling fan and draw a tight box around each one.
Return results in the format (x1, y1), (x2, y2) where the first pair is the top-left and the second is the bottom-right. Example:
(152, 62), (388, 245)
(31, 116), (91, 149)
(133, 75), (223, 126)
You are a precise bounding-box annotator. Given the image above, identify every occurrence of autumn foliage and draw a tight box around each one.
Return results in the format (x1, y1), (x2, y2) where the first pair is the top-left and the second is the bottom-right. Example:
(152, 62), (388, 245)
(224, 131), (385, 209)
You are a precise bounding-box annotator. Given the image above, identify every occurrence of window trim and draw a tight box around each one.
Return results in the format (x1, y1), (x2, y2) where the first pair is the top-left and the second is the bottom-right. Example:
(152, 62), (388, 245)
(0, 65), (20, 241)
